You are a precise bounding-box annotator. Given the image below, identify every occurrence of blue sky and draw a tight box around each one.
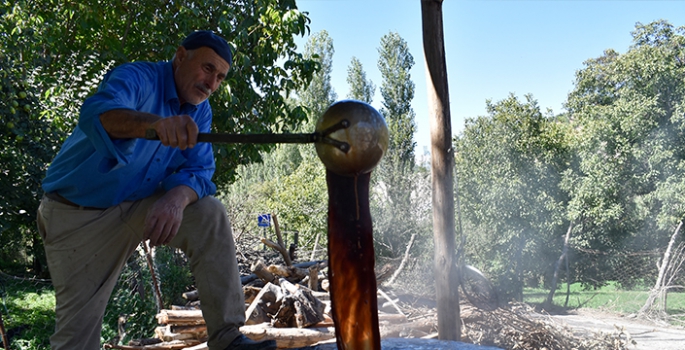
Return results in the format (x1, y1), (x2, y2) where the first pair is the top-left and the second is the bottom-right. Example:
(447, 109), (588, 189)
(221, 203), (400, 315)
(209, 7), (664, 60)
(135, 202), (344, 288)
(295, 0), (685, 156)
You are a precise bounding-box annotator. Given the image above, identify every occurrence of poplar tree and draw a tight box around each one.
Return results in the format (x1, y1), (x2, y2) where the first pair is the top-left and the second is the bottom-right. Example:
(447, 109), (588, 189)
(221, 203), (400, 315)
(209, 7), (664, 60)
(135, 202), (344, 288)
(346, 56), (375, 103)
(373, 31), (419, 256)
(299, 30), (337, 131)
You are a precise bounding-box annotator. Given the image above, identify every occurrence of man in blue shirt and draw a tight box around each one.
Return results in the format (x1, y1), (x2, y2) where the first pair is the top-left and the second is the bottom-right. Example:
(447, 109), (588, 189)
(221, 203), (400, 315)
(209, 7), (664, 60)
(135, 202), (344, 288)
(38, 31), (276, 350)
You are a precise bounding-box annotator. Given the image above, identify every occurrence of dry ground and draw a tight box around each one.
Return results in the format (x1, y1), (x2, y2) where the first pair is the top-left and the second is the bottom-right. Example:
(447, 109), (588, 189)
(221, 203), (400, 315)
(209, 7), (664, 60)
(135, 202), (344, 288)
(548, 308), (685, 350)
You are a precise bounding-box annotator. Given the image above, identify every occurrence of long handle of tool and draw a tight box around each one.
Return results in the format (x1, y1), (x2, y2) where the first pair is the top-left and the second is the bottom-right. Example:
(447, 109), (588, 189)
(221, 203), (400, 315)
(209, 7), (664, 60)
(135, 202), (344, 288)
(145, 129), (318, 144)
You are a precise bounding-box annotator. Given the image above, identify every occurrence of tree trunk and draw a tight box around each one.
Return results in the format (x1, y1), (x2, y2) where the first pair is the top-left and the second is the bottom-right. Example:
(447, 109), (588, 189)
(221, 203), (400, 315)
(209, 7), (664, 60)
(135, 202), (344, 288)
(421, 0), (460, 341)
(385, 233), (417, 286)
(544, 222), (573, 310)
(639, 220), (683, 316)
(0, 310), (8, 350)
(143, 242), (164, 312)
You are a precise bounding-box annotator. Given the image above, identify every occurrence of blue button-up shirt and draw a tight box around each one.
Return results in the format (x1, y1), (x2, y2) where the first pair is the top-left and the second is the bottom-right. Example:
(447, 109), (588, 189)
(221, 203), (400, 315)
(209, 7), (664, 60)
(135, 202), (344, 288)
(42, 61), (217, 208)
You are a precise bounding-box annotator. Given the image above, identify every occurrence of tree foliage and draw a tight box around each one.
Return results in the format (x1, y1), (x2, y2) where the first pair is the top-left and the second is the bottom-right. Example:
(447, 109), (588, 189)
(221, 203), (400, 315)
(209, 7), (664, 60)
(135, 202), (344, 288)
(0, 57), (58, 274)
(455, 94), (571, 300)
(372, 31), (425, 257)
(346, 56), (375, 103)
(455, 20), (685, 296)
(297, 30), (337, 131)
(564, 20), (685, 241)
(377, 31), (416, 165)
(561, 20), (685, 287)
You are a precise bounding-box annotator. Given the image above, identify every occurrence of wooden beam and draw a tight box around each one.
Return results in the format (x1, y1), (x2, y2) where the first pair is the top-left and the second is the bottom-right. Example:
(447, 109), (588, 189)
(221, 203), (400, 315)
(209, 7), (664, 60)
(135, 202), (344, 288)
(421, 0), (461, 341)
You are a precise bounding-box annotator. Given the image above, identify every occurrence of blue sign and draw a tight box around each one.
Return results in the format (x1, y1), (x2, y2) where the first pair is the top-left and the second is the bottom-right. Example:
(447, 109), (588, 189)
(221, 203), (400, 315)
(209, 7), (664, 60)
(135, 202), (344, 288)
(258, 214), (271, 227)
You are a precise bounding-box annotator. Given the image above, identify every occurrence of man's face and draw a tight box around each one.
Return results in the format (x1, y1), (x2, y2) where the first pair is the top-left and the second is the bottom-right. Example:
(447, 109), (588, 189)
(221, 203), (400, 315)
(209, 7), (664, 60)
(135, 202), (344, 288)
(173, 46), (230, 106)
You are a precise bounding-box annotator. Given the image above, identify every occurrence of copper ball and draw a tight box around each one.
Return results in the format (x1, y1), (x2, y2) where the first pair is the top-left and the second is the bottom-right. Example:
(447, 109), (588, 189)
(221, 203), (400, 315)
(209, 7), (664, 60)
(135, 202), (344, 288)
(315, 100), (389, 176)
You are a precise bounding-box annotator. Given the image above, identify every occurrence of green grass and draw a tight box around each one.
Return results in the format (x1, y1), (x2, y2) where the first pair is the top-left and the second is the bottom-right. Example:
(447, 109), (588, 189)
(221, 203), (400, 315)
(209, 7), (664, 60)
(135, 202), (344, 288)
(524, 282), (685, 317)
(1, 277), (55, 350)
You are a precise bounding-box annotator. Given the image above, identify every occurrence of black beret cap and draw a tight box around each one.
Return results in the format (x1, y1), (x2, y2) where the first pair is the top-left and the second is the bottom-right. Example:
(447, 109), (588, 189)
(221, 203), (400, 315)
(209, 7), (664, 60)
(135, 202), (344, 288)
(181, 30), (233, 66)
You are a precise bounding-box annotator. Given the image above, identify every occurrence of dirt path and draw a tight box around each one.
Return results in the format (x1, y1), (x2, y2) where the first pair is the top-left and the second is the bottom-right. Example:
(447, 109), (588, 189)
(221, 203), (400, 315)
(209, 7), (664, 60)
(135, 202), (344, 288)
(549, 309), (685, 350)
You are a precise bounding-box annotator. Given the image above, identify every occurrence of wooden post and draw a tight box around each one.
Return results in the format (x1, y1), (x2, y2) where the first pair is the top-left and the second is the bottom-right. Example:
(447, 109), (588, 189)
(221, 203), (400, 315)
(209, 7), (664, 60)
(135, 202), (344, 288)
(421, 0), (460, 340)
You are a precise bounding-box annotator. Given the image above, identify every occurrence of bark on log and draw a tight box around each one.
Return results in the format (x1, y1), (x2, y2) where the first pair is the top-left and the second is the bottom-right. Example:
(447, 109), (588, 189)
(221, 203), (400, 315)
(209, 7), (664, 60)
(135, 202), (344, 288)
(170, 325), (207, 334)
(266, 264), (308, 282)
(182, 290), (199, 302)
(241, 324), (336, 348)
(103, 339), (201, 350)
(308, 265), (319, 291)
(152, 304), (413, 349)
(240, 260), (326, 286)
(154, 324), (207, 342)
(170, 305), (199, 311)
(181, 343), (208, 350)
(156, 310), (205, 326)
(244, 285), (263, 304)
(154, 326), (206, 342)
(251, 260), (278, 285)
(280, 280), (325, 328)
(245, 283), (282, 325)
(177, 324), (338, 350)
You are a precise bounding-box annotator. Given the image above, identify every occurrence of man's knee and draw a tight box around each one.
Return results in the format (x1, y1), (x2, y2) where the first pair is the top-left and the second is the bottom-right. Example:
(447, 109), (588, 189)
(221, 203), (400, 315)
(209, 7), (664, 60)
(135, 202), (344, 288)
(191, 196), (227, 219)
(177, 196), (233, 244)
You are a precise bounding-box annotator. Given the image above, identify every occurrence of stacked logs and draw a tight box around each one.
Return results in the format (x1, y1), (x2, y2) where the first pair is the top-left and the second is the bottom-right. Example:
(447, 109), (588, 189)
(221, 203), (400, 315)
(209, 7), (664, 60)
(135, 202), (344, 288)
(103, 260), (422, 350)
(149, 274), (335, 349)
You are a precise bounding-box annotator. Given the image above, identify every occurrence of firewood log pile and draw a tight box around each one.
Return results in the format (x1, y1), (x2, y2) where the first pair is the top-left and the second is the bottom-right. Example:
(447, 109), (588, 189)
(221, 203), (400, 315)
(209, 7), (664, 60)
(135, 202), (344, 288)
(104, 259), (424, 350)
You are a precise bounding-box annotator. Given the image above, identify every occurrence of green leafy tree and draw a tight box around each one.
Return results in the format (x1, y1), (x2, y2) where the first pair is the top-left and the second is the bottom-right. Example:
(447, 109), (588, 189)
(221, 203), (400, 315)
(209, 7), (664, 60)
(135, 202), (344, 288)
(455, 94), (571, 300)
(0, 58), (59, 275)
(346, 56), (375, 103)
(563, 20), (685, 288)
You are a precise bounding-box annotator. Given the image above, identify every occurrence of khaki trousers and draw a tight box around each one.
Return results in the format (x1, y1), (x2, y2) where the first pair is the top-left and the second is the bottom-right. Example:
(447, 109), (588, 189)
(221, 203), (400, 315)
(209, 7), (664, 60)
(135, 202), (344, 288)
(37, 193), (245, 350)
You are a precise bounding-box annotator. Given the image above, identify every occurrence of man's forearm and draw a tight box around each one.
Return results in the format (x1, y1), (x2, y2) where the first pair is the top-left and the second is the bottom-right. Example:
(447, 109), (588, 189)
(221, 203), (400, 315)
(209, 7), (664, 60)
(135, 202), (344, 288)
(101, 110), (199, 150)
(100, 109), (161, 139)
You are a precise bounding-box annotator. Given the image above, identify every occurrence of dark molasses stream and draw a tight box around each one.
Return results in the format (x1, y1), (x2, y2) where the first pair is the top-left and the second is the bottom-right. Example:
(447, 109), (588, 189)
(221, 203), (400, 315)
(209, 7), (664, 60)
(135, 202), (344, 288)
(326, 170), (379, 349)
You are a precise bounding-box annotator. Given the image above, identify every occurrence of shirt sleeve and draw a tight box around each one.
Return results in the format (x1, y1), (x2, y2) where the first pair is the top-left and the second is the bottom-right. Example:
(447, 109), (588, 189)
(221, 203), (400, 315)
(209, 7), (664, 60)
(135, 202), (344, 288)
(161, 103), (217, 198)
(78, 63), (153, 166)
